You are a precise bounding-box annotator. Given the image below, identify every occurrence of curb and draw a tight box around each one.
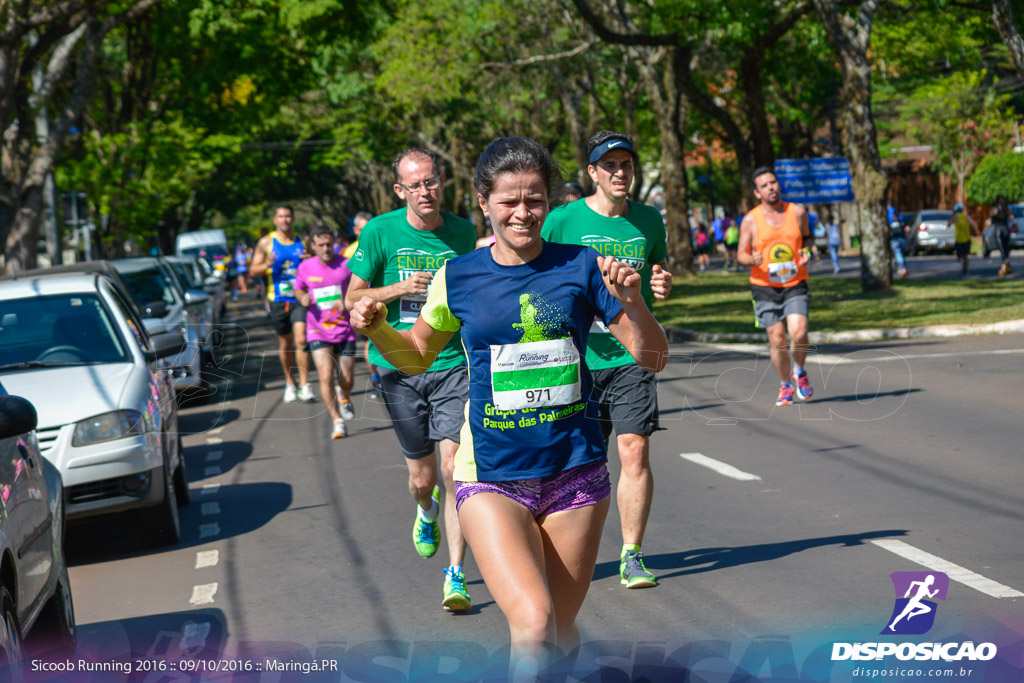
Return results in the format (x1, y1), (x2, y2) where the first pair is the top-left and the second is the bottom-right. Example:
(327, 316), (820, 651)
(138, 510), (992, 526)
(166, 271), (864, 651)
(665, 318), (1024, 345)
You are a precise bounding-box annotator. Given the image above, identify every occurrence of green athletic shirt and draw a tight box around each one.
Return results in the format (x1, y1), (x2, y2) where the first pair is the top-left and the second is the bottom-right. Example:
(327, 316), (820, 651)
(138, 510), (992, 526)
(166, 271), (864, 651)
(541, 198), (667, 369)
(347, 208), (477, 371)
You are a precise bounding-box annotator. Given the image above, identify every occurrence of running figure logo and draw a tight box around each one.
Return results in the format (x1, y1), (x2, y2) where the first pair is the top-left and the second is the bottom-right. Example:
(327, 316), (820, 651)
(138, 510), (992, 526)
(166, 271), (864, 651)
(512, 292), (566, 343)
(882, 571), (949, 635)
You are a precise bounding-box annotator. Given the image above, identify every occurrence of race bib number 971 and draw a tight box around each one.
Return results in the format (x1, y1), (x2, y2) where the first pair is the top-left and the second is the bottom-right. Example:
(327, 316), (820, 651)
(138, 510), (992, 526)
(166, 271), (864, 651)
(490, 338), (581, 411)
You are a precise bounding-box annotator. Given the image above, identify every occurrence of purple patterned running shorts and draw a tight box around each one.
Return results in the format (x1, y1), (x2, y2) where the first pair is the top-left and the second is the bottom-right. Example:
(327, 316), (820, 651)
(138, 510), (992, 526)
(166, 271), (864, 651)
(455, 460), (610, 519)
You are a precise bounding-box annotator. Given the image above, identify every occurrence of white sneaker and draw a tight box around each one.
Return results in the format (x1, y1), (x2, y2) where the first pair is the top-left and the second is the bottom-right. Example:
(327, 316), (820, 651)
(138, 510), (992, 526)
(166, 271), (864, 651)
(339, 398), (356, 421)
(331, 419), (348, 439)
(297, 384), (316, 402)
(283, 384), (298, 403)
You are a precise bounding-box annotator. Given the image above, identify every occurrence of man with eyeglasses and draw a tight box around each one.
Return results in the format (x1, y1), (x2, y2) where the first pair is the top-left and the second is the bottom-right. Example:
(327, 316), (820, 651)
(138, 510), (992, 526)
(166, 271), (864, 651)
(345, 148), (477, 612)
(541, 130), (672, 589)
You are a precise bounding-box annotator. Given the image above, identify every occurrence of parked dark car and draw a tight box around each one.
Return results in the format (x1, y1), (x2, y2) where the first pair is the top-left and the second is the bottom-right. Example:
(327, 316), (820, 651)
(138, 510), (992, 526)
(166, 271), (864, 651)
(908, 210), (955, 255)
(0, 384), (76, 674)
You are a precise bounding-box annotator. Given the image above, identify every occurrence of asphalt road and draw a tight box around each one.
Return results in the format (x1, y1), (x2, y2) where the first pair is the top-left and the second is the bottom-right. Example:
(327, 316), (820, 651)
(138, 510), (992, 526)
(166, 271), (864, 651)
(59, 296), (1024, 682)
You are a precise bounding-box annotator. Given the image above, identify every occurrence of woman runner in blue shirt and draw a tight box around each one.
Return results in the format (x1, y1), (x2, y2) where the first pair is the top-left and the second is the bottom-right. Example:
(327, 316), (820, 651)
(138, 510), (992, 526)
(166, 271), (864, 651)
(351, 137), (667, 678)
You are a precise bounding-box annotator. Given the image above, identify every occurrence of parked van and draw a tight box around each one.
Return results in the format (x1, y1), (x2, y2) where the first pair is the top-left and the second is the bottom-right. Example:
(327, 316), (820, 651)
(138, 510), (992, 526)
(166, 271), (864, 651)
(175, 229), (229, 274)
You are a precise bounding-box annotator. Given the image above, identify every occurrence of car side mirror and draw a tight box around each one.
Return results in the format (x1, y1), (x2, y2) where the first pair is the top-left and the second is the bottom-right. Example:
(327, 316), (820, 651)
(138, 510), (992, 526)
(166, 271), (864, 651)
(185, 290), (210, 306)
(0, 395), (38, 439)
(147, 332), (186, 361)
(203, 276), (221, 294)
(145, 301), (170, 318)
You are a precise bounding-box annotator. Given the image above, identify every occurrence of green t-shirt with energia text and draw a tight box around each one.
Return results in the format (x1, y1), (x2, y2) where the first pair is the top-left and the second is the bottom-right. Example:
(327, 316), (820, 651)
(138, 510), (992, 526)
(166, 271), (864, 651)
(541, 198), (667, 369)
(348, 208), (477, 371)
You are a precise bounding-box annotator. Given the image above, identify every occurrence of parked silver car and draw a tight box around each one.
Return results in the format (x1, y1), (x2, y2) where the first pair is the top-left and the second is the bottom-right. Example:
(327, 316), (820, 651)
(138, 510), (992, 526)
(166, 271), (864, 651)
(0, 273), (189, 546)
(165, 255), (224, 329)
(112, 258), (207, 396)
(908, 210), (955, 255)
(0, 385), (76, 670)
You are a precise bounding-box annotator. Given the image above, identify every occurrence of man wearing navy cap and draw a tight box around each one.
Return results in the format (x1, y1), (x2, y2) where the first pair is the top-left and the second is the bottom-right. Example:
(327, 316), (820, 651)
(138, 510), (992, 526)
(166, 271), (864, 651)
(542, 130), (672, 589)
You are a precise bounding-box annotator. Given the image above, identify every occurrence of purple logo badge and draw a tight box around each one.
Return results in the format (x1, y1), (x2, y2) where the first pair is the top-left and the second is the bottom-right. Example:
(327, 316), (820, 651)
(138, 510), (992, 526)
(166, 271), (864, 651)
(882, 571), (949, 635)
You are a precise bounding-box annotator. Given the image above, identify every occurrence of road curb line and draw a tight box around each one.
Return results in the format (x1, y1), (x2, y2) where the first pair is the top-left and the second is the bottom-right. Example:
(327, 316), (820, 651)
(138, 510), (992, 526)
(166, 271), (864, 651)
(665, 318), (1024, 345)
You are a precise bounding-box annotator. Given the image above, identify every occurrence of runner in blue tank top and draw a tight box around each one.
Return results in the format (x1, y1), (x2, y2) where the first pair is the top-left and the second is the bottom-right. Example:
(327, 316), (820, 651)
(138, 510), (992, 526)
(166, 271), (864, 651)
(250, 203), (314, 403)
(351, 138), (668, 679)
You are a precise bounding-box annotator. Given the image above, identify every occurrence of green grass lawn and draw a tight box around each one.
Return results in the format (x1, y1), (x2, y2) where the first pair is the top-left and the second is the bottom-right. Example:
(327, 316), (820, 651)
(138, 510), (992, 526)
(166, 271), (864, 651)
(654, 271), (1024, 334)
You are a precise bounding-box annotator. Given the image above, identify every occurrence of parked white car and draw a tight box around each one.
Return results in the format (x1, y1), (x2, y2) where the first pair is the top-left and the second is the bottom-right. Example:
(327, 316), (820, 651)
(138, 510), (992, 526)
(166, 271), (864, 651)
(0, 272), (189, 546)
(176, 229), (230, 276)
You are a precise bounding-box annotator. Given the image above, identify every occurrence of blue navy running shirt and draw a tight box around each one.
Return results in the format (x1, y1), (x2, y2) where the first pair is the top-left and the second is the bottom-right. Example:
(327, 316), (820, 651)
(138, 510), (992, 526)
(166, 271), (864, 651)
(420, 242), (624, 482)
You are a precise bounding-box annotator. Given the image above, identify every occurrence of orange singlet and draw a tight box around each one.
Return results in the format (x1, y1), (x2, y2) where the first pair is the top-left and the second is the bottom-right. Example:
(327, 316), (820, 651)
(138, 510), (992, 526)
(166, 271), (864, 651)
(747, 202), (808, 288)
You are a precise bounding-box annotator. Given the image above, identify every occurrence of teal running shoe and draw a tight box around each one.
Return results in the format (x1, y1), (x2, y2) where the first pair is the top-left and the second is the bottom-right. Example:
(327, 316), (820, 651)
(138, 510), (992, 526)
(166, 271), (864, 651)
(620, 549), (657, 588)
(442, 567), (472, 612)
(412, 486), (440, 558)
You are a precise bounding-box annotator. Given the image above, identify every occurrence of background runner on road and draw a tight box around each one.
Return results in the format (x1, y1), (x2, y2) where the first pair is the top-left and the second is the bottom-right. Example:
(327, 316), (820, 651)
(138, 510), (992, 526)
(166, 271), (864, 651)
(344, 148), (477, 612)
(738, 167), (815, 407)
(250, 203), (314, 403)
(541, 129), (672, 590)
(295, 223), (358, 439)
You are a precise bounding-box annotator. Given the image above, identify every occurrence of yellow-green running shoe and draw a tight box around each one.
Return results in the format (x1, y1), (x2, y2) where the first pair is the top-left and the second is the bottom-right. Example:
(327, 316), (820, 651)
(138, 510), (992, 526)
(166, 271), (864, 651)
(442, 566), (472, 612)
(412, 486), (440, 558)
(620, 549), (657, 588)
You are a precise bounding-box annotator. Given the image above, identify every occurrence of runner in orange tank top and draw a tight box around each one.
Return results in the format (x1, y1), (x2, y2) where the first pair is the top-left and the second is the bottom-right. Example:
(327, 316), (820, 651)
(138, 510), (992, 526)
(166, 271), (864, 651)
(737, 167), (815, 406)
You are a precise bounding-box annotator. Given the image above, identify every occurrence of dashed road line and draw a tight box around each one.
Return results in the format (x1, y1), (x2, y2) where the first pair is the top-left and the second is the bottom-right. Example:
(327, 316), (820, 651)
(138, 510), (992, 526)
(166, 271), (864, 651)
(872, 539), (1024, 599)
(195, 550), (219, 569)
(189, 583), (218, 606)
(199, 523), (221, 538)
(680, 452), (762, 482)
(201, 502), (221, 515)
(205, 437), (223, 445)
(180, 622), (212, 650)
(201, 484), (220, 496)
(204, 466), (222, 477)
(207, 450), (223, 461)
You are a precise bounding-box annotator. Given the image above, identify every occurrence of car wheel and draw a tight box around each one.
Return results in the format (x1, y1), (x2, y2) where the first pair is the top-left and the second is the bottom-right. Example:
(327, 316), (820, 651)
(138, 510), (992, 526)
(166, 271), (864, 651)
(32, 561), (76, 656)
(174, 435), (191, 507)
(144, 462), (181, 547)
(0, 586), (26, 683)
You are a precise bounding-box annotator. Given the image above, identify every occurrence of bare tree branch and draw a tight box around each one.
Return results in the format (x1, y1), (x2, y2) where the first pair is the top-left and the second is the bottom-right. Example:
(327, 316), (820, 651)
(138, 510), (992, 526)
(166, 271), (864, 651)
(479, 41), (596, 69)
(29, 21), (87, 108)
(570, 0), (677, 47)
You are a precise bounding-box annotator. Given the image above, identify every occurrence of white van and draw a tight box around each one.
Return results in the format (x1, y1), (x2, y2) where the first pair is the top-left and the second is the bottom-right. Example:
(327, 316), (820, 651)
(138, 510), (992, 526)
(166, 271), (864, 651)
(175, 229), (229, 274)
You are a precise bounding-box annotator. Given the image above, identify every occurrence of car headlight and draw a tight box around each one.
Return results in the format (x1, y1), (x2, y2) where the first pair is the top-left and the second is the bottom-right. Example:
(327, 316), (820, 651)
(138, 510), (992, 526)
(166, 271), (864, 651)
(72, 410), (147, 446)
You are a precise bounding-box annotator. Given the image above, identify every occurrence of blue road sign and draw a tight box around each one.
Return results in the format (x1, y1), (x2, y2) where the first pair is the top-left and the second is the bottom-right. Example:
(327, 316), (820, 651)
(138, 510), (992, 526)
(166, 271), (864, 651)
(773, 157), (856, 203)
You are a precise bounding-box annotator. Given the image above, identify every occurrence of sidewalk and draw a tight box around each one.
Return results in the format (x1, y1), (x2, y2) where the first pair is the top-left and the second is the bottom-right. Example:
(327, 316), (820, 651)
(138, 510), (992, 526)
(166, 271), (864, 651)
(669, 253), (1024, 344)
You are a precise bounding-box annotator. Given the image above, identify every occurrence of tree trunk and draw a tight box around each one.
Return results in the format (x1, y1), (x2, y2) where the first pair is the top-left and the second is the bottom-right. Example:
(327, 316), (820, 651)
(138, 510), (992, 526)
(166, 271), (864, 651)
(992, 0), (1024, 75)
(813, 0), (891, 291)
(3, 188), (43, 274)
(638, 47), (692, 273)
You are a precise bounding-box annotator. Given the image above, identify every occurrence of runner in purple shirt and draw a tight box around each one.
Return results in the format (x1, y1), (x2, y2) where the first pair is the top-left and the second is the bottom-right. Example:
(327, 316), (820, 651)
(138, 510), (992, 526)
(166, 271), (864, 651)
(295, 224), (358, 439)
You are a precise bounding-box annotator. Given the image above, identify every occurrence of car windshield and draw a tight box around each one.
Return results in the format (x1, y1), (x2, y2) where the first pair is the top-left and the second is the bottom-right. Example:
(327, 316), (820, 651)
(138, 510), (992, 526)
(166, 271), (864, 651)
(182, 245), (228, 260)
(919, 212), (952, 222)
(0, 294), (130, 369)
(169, 261), (201, 289)
(116, 266), (178, 312)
